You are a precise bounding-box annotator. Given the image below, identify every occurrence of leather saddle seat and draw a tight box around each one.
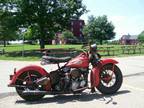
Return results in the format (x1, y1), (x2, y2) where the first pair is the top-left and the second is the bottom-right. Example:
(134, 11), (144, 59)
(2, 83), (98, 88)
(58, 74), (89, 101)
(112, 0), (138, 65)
(42, 56), (71, 63)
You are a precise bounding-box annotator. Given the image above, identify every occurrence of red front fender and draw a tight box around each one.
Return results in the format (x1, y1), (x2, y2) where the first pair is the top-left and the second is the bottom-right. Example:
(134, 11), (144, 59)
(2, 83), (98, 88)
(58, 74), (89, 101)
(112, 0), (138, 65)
(8, 65), (48, 86)
(100, 58), (118, 66)
(90, 58), (119, 87)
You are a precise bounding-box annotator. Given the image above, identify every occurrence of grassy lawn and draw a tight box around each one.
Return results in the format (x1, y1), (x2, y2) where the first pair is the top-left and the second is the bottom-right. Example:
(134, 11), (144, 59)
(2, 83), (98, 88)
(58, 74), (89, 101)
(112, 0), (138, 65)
(0, 44), (83, 61)
(0, 44), (82, 52)
(0, 44), (144, 61)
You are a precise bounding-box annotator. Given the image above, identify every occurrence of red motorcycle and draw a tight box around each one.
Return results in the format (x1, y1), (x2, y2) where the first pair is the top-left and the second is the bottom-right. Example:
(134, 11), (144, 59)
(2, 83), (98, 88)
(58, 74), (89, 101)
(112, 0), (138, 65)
(8, 44), (123, 101)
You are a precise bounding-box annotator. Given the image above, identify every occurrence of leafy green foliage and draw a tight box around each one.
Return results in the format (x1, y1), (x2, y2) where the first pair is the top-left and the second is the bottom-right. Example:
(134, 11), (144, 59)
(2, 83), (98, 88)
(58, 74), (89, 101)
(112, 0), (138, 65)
(83, 15), (115, 44)
(0, 0), (87, 48)
(61, 30), (74, 39)
(0, 6), (18, 46)
(138, 31), (144, 43)
(23, 26), (38, 40)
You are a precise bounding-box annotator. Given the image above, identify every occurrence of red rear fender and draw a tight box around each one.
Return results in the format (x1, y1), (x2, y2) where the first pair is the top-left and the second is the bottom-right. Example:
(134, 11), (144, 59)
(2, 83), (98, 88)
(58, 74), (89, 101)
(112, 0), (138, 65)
(8, 65), (48, 86)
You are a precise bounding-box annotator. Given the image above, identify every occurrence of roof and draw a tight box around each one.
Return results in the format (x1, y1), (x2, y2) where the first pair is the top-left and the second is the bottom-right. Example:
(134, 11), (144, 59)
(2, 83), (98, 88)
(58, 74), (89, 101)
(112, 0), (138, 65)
(129, 35), (138, 40)
(121, 35), (138, 40)
(121, 35), (130, 40)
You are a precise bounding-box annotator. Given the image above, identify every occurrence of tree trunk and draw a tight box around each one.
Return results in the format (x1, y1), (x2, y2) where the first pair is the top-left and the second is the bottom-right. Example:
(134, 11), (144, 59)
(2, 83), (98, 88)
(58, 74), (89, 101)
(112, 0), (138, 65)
(100, 40), (103, 45)
(3, 40), (6, 47)
(39, 38), (45, 49)
(39, 25), (45, 49)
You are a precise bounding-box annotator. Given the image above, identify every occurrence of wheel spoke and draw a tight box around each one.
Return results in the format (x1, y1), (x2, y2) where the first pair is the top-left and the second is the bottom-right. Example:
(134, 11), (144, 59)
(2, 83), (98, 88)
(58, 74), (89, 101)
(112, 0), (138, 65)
(16, 78), (25, 82)
(27, 71), (32, 81)
(101, 69), (116, 87)
(109, 82), (113, 86)
(111, 79), (115, 84)
(16, 78), (29, 84)
(110, 71), (114, 78)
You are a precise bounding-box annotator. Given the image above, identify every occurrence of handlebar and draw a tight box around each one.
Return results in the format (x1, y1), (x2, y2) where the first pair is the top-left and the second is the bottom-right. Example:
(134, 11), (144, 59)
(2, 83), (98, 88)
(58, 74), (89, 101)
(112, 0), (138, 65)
(81, 43), (97, 53)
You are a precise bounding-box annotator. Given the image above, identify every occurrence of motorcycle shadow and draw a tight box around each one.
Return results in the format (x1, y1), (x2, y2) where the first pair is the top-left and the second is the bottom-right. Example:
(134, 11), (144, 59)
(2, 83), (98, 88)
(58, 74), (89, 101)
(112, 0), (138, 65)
(15, 90), (130, 105)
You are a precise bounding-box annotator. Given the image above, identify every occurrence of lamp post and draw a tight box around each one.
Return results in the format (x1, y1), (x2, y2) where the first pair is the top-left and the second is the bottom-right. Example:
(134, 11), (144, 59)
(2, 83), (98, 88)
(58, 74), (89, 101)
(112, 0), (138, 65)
(22, 33), (24, 57)
(19, 28), (26, 57)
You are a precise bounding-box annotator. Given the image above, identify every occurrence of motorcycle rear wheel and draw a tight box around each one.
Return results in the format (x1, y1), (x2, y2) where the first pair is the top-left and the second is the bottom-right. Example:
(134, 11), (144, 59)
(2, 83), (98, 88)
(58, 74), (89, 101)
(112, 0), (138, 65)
(15, 70), (45, 101)
(97, 64), (123, 94)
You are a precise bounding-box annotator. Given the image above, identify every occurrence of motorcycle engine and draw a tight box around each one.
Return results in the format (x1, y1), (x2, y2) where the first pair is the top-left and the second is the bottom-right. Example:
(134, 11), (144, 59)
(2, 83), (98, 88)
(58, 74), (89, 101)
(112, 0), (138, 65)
(51, 67), (88, 91)
(70, 68), (87, 91)
(70, 68), (81, 79)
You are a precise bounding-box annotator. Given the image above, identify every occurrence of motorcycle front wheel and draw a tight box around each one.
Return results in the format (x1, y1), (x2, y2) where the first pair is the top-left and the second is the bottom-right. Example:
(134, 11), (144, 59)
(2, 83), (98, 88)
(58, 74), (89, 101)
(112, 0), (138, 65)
(97, 64), (123, 94)
(15, 70), (45, 101)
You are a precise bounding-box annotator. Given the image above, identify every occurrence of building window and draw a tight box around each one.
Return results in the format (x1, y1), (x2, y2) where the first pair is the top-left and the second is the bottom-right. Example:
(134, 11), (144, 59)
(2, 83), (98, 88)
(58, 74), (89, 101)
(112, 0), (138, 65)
(80, 22), (82, 26)
(71, 28), (73, 32)
(71, 22), (73, 26)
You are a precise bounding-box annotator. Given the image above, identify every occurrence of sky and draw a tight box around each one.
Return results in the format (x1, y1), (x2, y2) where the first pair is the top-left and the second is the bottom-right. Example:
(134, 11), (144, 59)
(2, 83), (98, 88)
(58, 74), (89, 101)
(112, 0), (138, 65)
(80, 0), (144, 40)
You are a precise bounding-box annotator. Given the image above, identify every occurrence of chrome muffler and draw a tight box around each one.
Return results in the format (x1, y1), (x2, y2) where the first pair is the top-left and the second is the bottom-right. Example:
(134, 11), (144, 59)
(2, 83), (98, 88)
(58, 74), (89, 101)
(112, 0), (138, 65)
(22, 89), (48, 95)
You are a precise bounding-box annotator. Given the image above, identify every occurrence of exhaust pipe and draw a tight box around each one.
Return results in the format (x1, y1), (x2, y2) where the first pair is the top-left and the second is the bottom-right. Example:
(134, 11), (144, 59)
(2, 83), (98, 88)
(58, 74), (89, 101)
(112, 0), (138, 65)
(73, 87), (88, 92)
(22, 90), (48, 95)
(22, 87), (88, 95)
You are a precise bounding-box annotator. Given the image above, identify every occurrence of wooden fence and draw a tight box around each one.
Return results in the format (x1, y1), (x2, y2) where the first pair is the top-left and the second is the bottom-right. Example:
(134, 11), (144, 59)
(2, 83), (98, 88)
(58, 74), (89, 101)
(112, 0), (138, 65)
(38, 45), (144, 57)
(97, 45), (144, 56)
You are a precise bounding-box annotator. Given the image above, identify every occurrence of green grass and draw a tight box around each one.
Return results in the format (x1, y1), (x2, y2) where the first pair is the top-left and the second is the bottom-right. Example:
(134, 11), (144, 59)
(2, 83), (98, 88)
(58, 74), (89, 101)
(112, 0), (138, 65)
(0, 44), (82, 52)
(0, 44), (144, 61)
(0, 44), (83, 61)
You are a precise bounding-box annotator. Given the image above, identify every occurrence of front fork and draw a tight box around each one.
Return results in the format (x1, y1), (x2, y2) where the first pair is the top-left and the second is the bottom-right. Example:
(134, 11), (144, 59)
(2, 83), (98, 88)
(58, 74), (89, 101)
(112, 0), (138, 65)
(90, 63), (116, 92)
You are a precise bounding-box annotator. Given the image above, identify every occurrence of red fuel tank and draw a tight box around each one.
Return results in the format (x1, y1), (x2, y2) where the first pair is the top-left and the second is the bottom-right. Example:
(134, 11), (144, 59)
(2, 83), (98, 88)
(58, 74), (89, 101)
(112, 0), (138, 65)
(66, 53), (89, 68)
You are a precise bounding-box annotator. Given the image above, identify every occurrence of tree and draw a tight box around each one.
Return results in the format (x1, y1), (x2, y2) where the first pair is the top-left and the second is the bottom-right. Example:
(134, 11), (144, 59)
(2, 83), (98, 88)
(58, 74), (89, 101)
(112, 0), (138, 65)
(1, 0), (87, 49)
(83, 15), (115, 45)
(0, 8), (18, 47)
(60, 30), (77, 44)
(138, 31), (144, 43)
(61, 30), (74, 40)
(24, 26), (37, 40)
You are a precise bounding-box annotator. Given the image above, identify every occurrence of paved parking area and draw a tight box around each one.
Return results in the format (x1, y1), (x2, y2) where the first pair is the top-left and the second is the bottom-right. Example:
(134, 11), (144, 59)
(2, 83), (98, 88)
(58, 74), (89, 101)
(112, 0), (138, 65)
(0, 86), (144, 108)
(0, 56), (144, 108)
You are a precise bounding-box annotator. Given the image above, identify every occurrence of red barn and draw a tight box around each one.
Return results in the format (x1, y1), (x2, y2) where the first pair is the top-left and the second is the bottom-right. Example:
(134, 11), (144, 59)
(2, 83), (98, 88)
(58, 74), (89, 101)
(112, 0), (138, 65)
(120, 34), (138, 45)
(70, 19), (85, 40)
(52, 19), (85, 44)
